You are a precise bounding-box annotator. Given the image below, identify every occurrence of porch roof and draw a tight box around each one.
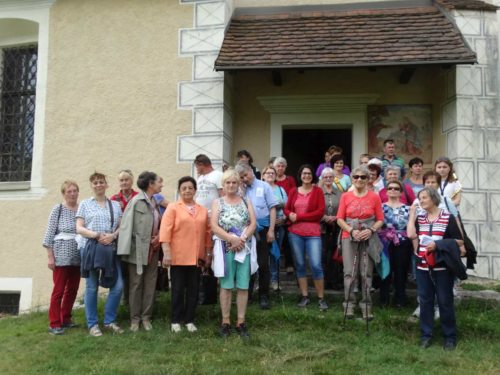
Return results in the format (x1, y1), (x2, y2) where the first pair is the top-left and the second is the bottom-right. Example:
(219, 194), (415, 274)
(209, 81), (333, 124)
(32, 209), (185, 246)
(214, 2), (477, 71)
(437, 0), (498, 11)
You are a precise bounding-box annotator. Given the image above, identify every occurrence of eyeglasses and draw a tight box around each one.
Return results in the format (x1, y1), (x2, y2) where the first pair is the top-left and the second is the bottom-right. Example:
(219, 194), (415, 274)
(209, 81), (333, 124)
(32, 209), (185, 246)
(352, 175), (368, 180)
(323, 176), (334, 179)
(387, 187), (401, 191)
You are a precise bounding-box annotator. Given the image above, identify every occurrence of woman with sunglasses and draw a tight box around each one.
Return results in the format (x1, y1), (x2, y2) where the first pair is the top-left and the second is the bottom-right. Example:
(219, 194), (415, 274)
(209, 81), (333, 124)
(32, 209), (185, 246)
(337, 166), (384, 320)
(378, 180), (412, 308)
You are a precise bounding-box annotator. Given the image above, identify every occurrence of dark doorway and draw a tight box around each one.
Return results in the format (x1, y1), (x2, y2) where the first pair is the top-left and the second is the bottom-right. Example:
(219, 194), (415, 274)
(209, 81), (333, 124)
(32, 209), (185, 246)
(282, 127), (352, 179)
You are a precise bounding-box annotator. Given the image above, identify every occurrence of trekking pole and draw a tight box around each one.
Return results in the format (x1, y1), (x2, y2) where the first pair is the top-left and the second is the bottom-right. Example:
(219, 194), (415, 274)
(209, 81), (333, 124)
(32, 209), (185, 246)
(343, 243), (359, 328)
(363, 245), (370, 336)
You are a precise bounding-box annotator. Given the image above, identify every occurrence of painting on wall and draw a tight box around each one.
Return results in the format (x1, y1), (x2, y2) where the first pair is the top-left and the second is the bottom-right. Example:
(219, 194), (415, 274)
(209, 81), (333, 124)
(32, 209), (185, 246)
(367, 105), (433, 164)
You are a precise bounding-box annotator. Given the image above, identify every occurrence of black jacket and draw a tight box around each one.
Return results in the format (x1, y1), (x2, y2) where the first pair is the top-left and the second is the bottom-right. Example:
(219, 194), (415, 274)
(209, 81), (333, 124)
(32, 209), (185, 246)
(434, 239), (467, 280)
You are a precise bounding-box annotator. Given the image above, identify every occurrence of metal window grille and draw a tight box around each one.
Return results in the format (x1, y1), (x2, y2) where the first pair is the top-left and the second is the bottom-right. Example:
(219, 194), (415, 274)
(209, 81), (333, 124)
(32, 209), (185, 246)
(0, 292), (20, 315)
(0, 45), (37, 182)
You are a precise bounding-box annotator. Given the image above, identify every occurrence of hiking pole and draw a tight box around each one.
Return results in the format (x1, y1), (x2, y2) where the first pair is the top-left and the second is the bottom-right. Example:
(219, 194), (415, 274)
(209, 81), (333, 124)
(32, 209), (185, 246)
(363, 245), (370, 336)
(343, 242), (359, 328)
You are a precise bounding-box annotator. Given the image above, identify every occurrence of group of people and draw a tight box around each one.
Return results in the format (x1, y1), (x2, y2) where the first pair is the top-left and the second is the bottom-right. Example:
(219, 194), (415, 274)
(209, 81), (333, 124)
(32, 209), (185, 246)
(43, 141), (473, 349)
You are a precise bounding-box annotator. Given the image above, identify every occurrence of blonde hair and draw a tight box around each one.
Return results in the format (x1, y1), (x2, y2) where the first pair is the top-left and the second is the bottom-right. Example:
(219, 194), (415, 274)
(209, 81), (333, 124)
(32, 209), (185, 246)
(60, 180), (79, 194)
(222, 168), (240, 185)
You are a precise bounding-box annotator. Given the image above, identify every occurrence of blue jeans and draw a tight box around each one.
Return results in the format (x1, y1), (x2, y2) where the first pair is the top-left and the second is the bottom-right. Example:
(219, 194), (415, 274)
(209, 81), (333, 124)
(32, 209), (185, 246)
(288, 233), (323, 280)
(83, 257), (123, 328)
(416, 269), (456, 343)
(270, 225), (286, 283)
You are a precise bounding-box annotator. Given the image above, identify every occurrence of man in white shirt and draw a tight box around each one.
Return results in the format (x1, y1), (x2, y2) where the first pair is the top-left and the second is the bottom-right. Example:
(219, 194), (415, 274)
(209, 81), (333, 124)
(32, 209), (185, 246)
(194, 154), (223, 216)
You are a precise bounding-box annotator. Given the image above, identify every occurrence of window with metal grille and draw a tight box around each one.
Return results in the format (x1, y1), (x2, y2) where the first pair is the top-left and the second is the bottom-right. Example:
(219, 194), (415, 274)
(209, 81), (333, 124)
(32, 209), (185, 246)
(0, 45), (37, 182)
(0, 292), (20, 316)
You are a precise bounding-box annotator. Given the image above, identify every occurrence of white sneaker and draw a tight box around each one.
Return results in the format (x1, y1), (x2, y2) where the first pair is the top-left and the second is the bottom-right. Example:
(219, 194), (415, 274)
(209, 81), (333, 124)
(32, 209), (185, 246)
(104, 322), (124, 334)
(412, 306), (420, 318)
(186, 323), (198, 332)
(171, 323), (182, 333)
(89, 325), (102, 337)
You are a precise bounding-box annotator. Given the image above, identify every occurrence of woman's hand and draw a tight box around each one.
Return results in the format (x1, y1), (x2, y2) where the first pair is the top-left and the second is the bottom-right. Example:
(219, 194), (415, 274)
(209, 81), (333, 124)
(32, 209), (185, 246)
(323, 215), (336, 224)
(228, 235), (245, 251)
(275, 217), (286, 226)
(425, 241), (436, 253)
(358, 228), (373, 241)
(98, 233), (114, 245)
(162, 255), (172, 268)
(289, 213), (297, 223)
(151, 235), (160, 251)
(47, 252), (55, 271)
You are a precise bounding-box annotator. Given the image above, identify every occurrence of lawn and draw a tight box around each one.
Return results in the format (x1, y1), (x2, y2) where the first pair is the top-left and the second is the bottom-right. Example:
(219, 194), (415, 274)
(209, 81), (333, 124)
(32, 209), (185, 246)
(0, 293), (498, 375)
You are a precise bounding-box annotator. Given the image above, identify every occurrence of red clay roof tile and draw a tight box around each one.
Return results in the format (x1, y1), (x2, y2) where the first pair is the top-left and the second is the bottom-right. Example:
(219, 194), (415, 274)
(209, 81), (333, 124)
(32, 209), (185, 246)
(215, 5), (476, 70)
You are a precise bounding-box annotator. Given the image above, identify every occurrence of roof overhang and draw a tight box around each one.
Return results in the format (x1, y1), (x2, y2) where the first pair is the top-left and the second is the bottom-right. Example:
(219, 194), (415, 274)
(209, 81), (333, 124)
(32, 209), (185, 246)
(215, 0), (477, 71)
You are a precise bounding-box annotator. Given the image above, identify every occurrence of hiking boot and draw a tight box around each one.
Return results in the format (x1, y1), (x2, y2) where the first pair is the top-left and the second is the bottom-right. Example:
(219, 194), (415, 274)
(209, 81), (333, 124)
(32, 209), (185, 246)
(236, 323), (250, 339)
(219, 323), (231, 338)
(443, 340), (456, 351)
(297, 296), (310, 308)
(318, 298), (329, 311)
(421, 338), (432, 349)
(104, 322), (124, 334)
(48, 327), (65, 336)
(343, 302), (355, 319)
(89, 325), (102, 337)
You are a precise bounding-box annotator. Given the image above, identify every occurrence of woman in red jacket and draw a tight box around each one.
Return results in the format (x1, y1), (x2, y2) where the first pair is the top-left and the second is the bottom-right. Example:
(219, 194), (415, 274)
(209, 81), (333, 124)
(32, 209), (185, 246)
(285, 164), (327, 310)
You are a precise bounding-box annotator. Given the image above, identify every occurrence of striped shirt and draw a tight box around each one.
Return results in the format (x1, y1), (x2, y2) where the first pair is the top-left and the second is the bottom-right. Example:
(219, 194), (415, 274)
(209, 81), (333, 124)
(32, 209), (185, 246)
(416, 209), (461, 271)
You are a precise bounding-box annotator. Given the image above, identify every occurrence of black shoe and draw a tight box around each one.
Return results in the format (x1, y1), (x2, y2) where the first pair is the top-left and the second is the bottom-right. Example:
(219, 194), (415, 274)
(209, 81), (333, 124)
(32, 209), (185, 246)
(236, 323), (250, 339)
(219, 323), (231, 338)
(48, 327), (65, 336)
(420, 338), (432, 349)
(297, 295), (310, 308)
(443, 341), (456, 351)
(62, 321), (79, 329)
(259, 295), (270, 310)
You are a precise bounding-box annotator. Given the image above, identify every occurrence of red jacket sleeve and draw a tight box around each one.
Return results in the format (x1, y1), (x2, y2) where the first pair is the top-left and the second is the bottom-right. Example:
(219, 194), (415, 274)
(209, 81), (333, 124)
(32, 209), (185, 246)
(295, 187), (325, 222)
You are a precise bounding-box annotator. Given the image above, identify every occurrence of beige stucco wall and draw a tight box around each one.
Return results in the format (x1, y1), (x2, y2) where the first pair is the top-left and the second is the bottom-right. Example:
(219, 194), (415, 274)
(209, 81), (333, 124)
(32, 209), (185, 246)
(231, 66), (448, 171)
(0, 0), (193, 308)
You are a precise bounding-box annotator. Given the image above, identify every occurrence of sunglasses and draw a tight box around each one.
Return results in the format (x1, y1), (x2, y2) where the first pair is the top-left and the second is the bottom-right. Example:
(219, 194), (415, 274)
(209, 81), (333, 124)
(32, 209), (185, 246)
(352, 175), (368, 180)
(387, 187), (401, 191)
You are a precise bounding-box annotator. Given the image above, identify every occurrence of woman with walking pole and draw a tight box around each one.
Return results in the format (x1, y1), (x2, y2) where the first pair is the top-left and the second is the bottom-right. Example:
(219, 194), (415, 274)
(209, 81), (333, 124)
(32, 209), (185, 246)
(337, 166), (384, 321)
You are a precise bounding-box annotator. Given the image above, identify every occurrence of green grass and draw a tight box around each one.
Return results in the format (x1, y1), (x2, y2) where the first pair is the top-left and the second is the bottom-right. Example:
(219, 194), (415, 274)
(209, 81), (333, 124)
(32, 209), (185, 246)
(0, 293), (499, 374)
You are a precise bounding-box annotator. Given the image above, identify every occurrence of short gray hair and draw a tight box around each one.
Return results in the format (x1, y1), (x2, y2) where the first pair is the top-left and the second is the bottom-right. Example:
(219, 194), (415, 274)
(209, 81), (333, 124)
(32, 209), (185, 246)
(273, 156), (287, 167)
(418, 187), (442, 207)
(385, 165), (401, 178)
(351, 165), (369, 178)
(320, 167), (334, 179)
(234, 162), (252, 174)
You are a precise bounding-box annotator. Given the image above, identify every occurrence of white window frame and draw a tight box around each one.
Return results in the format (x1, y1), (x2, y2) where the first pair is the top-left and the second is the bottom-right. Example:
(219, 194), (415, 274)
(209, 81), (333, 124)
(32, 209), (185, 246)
(0, 1), (54, 199)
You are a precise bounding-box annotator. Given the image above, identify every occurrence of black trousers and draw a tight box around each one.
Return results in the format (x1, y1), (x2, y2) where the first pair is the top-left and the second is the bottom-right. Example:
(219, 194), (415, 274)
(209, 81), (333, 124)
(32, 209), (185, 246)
(170, 266), (199, 324)
(379, 239), (412, 306)
(249, 227), (271, 298)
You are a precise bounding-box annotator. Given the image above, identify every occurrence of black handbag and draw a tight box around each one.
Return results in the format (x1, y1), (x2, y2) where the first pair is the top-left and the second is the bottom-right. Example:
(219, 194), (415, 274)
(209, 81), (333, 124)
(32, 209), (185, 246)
(199, 267), (217, 305)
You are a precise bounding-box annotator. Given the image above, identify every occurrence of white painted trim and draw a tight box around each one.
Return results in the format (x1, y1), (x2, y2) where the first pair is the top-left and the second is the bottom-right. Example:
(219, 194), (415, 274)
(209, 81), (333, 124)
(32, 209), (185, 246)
(0, 277), (32, 314)
(258, 95), (379, 168)
(0, 3), (52, 200)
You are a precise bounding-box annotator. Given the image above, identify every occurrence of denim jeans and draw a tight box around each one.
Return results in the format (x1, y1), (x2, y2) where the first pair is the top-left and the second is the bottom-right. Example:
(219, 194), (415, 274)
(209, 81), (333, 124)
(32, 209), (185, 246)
(288, 233), (323, 280)
(270, 225), (286, 283)
(83, 257), (123, 328)
(416, 269), (456, 343)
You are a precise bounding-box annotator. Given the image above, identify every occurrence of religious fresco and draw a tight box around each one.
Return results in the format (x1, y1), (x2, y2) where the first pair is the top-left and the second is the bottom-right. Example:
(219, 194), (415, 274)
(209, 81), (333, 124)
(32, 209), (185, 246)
(367, 105), (433, 164)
